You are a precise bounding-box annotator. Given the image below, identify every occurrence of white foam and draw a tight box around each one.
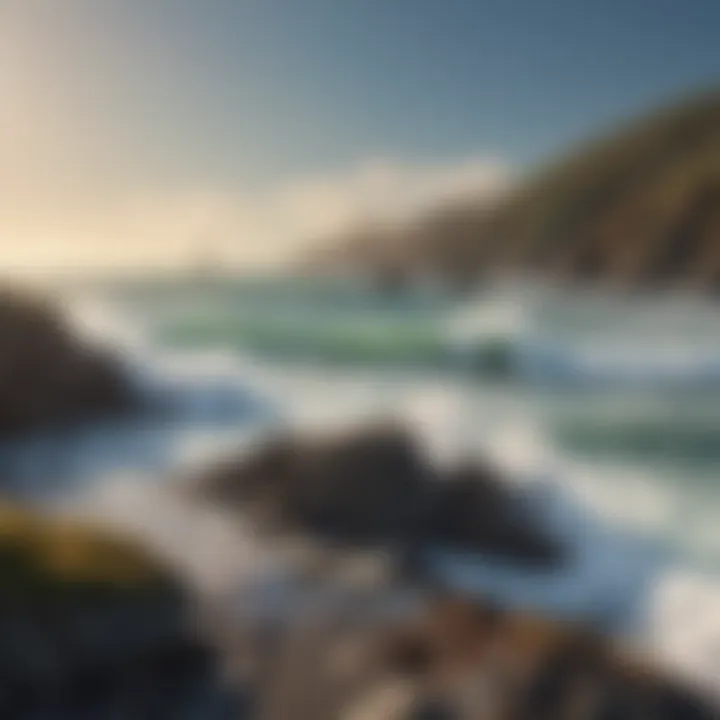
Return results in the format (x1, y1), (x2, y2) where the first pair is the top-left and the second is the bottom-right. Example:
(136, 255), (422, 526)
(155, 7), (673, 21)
(645, 570), (720, 698)
(70, 475), (275, 597)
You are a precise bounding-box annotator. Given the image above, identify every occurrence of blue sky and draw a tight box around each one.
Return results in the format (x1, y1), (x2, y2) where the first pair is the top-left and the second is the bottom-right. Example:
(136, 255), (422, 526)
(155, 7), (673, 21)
(1, 0), (719, 269)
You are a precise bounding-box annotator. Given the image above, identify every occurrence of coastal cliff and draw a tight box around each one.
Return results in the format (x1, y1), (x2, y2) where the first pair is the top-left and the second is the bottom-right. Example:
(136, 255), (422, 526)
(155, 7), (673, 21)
(315, 88), (720, 291)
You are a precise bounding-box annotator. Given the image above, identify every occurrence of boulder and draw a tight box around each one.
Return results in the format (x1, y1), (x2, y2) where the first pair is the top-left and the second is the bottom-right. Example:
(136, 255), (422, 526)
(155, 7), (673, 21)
(0, 502), (244, 718)
(424, 463), (565, 567)
(196, 424), (431, 543)
(0, 288), (137, 438)
(194, 424), (564, 570)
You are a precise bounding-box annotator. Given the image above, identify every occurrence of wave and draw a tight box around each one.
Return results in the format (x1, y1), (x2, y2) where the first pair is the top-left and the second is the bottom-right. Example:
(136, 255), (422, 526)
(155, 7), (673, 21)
(64, 436), (720, 700)
(0, 298), (281, 501)
(515, 341), (720, 387)
(151, 315), (511, 375)
(424, 425), (720, 696)
(553, 414), (720, 464)
(148, 318), (720, 391)
(115, 283), (720, 389)
(28, 285), (720, 699)
(39, 280), (720, 700)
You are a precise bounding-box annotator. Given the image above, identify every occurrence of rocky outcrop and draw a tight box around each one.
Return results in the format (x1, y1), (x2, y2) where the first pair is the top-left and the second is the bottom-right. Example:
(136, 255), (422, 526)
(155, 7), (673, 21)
(371, 596), (720, 719)
(222, 581), (718, 720)
(0, 502), (243, 718)
(0, 288), (137, 438)
(192, 424), (564, 571)
(424, 463), (562, 567)
(194, 425), (430, 543)
(315, 87), (720, 291)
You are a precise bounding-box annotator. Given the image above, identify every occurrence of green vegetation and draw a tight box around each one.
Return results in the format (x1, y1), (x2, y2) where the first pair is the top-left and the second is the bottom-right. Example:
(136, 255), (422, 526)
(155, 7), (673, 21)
(323, 87), (720, 290)
(0, 503), (174, 601)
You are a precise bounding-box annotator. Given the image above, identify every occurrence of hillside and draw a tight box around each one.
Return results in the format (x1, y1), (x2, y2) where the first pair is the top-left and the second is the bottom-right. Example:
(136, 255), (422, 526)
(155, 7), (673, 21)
(316, 87), (720, 290)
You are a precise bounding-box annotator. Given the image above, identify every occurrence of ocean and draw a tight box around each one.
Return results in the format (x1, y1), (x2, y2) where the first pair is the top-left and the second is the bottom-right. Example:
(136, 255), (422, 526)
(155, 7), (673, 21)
(6, 274), (719, 694)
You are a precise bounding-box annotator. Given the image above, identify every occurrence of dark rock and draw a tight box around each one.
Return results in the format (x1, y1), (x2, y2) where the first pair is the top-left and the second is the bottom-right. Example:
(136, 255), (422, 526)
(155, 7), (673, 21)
(198, 424), (433, 546)
(424, 462), (566, 567)
(374, 596), (720, 720)
(194, 424), (565, 571)
(0, 503), (241, 719)
(0, 288), (137, 438)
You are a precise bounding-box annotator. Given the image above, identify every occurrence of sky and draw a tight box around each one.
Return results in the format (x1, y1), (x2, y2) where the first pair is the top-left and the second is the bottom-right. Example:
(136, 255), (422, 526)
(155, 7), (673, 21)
(1, 0), (719, 272)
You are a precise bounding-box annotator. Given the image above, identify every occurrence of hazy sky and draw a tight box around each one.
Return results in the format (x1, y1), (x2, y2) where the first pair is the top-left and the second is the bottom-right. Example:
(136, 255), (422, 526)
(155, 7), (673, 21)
(1, 0), (719, 271)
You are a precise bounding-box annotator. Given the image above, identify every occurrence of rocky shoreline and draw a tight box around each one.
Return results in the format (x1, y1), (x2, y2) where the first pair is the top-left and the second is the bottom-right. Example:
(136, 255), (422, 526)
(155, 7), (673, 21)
(187, 423), (718, 718)
(194, 552), (719, 720)
(0, 432), (717, 719)
(0, 287), (716, 718)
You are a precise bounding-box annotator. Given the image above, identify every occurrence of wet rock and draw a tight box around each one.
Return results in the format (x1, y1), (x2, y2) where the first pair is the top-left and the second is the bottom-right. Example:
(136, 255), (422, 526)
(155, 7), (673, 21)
(424, 463), (566, 567)
(218, 579), (718, 720)
(373, 596), (720, 720)
(196, 424), (432, 543)
(0, 288), (137, 438)
(0, 502), (242, 719)
(194, 424), (564, 570)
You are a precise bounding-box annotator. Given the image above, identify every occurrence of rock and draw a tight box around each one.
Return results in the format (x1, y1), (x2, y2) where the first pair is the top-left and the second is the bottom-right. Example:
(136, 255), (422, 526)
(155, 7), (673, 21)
(218, 578), (718, 720)
(371, 596), (720, 720)
(227, 580), (424, 720)
(0, 502), (242, 718)
(0, 288), (137, 438)
(314, 88), (720, 293)
(194, 424), (564, 571)
(196, 424), (433, 545)
(424, 463), (565, 567)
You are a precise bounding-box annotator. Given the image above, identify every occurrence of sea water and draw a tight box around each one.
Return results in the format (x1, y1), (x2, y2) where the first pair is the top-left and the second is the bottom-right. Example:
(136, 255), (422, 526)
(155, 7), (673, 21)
(7, 274), (719, 695)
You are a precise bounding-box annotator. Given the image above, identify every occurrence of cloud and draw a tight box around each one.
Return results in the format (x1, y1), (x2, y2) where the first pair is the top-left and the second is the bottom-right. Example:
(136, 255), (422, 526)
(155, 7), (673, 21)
(0, 156), (511, 274)
(270, 156), (511, 245)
